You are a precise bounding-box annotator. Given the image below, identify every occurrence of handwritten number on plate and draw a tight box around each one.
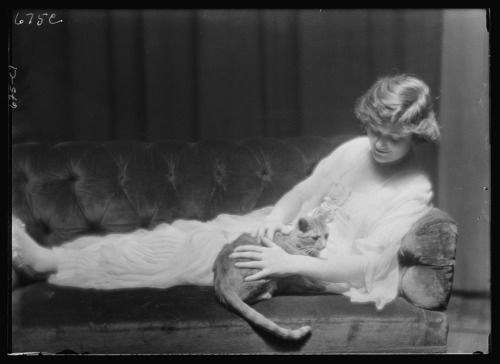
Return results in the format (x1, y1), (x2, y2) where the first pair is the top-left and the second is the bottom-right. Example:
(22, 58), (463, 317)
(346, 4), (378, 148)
(14, 12), (23, 25)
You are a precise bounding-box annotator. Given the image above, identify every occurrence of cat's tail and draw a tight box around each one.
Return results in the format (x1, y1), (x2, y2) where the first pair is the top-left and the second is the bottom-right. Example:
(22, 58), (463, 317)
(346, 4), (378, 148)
(220, 290), (312, 341)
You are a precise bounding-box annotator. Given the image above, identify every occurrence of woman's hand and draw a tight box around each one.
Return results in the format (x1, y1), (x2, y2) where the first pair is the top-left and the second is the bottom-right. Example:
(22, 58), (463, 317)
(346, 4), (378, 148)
(229, 236), (295, 281)
(250, 218), (287, 241)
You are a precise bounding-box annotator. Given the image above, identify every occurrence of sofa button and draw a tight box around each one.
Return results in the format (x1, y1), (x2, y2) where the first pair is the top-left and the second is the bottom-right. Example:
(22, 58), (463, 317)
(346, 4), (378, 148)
(259, 169), (272, 182)
(215, 172), (223, 183)
(166, 173), (175, 185)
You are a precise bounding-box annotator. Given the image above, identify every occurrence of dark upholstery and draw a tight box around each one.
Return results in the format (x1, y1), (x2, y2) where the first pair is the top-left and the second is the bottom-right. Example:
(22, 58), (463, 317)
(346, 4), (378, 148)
(11, 136), (457, 354)
(12, 283), (447, 354)
(399, 209), (458, 310)
(12, 137), (340, 247)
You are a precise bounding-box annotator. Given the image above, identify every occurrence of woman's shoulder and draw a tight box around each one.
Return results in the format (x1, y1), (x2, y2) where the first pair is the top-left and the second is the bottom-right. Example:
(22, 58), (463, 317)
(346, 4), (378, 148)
(311, 136), (369, 178)
(331, 136), (370, 159)
(336, 135), (370, 152)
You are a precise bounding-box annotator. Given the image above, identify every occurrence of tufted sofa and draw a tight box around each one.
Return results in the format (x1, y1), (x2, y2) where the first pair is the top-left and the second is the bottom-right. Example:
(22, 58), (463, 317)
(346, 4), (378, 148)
(10, 136), (458, 354)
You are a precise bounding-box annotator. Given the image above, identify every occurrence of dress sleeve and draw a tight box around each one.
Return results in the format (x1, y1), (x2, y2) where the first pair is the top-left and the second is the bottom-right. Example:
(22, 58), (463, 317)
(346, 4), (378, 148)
(290, 137), (367, 217)
(347, 172), (434, 310)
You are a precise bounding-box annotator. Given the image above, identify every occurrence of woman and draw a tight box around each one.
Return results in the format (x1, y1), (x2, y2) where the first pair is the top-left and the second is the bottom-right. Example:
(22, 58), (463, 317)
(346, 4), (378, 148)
(12, 73), (440, 310)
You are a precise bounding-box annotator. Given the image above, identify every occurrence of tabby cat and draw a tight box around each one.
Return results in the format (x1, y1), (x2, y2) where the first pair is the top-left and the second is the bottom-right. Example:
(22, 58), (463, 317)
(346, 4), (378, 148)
(212, 214), (330, 340)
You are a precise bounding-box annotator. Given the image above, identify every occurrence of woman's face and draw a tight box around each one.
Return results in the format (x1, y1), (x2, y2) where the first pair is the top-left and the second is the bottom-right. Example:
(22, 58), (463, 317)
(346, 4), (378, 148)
(367, 124), (413, 164)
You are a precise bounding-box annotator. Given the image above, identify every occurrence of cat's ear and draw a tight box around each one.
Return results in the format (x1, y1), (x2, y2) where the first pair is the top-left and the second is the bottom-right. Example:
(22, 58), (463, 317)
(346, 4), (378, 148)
(298, 218), (310, 232)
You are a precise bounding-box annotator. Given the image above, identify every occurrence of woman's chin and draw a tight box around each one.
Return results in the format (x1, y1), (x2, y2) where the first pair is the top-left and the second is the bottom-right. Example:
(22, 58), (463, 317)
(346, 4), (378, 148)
(372, 151), (393, 163)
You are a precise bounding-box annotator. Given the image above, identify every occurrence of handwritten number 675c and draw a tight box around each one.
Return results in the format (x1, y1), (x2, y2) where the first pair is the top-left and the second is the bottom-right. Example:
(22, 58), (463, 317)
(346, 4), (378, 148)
(14, 12), (63, 26)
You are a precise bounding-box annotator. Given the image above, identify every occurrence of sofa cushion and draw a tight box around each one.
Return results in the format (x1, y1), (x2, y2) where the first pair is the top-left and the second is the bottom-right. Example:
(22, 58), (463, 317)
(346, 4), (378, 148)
(399, 265), (454, 311)
(399, 208), (458, 311)
(12, 283), (448, 354)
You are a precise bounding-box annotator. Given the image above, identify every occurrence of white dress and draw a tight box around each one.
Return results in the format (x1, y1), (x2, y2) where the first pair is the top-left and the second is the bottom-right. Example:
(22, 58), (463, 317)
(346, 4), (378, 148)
(48, 137), (433, 310)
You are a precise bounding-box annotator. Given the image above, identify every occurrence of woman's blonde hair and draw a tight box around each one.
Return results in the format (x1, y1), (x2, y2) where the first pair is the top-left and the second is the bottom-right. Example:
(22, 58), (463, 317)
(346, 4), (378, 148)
(354, 74), (440, 143)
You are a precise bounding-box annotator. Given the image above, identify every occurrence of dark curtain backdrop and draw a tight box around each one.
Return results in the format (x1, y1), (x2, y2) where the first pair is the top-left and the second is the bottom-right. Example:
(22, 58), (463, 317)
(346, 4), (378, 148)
(11, 9), (443, 140)
(11, 8), (443, 200)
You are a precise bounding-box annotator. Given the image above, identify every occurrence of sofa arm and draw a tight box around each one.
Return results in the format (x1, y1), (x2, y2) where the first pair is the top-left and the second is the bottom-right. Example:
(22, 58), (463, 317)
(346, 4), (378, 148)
(398, 208), (458, 311)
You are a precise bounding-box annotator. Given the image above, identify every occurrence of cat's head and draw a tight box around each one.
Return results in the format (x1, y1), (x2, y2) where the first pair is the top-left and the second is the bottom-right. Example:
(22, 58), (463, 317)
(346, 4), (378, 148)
(290, 213), (330, 257)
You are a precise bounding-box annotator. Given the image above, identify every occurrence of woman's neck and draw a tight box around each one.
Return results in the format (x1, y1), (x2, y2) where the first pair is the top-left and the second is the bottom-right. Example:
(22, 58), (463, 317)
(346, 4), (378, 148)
(344, 147), (420, 196)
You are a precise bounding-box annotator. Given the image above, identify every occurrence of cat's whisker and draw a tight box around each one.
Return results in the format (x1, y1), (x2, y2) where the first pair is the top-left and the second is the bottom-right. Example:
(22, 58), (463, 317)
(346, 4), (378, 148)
(299, 247), (318, 256)
(300, 246), (320, 257)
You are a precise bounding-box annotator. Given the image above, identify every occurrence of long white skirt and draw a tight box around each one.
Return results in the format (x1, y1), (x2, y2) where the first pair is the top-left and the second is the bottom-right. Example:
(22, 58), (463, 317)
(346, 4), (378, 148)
(48, 207), (272, 289)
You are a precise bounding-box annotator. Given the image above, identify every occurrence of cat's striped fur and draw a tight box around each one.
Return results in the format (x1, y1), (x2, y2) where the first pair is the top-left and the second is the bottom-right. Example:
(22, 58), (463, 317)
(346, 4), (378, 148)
(212, 215), (330, 340)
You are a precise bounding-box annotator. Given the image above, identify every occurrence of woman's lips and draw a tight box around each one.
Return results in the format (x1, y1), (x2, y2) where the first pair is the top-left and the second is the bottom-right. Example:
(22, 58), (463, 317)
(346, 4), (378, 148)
(375, 148), (390, 154)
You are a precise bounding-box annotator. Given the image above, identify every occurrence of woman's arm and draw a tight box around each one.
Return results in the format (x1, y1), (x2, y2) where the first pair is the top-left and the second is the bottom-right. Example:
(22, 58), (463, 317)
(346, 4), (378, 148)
(252, 171), (320, 240)
(264, 137), (362, 223)
(230, 236), (366, 284)
(251, 194), (305, 241)
(263, 189), (307, 225)
(289, 254), (365, 283)
(253, 143), (346, 239)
